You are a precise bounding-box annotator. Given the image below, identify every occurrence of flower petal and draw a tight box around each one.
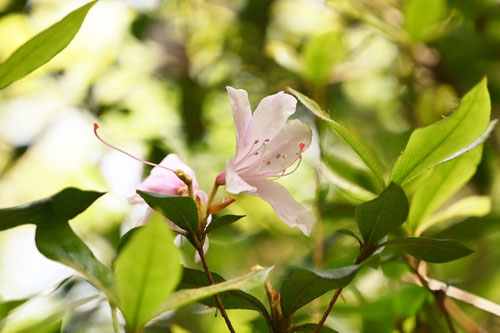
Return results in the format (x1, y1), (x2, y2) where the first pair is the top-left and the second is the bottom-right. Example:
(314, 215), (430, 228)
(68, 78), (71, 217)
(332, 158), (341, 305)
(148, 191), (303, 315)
(226, 86), (252, 158)
(136, 154), (199, 195)
(238, 119), (312, 178)
(245, 179), (315, 236)
(224, 158), (257, 194)
(243, 91), (297, 148)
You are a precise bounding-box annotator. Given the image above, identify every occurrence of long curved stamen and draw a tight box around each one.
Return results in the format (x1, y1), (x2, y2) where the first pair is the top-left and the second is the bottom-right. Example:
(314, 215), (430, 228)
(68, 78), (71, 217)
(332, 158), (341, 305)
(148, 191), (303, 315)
(93, 123), (176, 173)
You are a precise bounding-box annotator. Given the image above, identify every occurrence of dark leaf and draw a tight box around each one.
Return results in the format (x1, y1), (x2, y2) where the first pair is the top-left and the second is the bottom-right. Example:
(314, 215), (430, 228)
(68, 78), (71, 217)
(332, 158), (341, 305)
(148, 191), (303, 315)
(137, 191), (198, 234)
(205, 215), (245, 234)
(280, 265), (360, 316)
(355, 183), (409, 244)
(381, 237), (474, 263)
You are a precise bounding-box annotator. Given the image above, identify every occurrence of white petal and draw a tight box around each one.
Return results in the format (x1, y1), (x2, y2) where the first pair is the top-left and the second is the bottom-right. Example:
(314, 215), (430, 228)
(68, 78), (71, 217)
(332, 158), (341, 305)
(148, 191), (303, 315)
(244, 91), (297, 148)
(245, 179), (315, 236)
(225, 158), (257, 194)
(226, 87), (252, 158)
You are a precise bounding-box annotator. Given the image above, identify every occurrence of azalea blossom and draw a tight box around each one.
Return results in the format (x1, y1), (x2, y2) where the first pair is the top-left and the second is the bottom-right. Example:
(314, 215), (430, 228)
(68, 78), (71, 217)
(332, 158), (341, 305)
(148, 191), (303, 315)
(128, 154), (210, 262)
(216, 87), (315, 236)
(94, 124), (209, 261)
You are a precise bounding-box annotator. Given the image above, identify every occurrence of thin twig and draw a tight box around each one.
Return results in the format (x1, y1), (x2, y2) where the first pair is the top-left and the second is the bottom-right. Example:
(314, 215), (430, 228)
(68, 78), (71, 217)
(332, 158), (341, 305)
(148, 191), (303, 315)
(198, 246), (236, 333)
(313, 288), (343, 333)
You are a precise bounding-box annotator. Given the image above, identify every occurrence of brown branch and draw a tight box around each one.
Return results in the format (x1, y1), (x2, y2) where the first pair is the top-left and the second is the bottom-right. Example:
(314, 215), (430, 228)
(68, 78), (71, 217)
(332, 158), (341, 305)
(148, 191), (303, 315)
(197, 247), (235, 333)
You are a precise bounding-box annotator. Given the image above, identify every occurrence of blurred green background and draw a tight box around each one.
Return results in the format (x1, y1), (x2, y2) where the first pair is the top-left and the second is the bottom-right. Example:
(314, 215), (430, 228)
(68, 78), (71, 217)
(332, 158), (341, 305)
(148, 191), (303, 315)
(0, 0), (499, 332)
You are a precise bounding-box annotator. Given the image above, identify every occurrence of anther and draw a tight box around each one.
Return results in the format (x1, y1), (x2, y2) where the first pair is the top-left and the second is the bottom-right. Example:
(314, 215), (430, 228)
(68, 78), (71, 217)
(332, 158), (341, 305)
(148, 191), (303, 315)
(254, 152), (259, 155)
(254, 140), (259, 144)
(265, 138), (270, 142)
(276, 154), (280, 159)
(266, 161), (271, 165)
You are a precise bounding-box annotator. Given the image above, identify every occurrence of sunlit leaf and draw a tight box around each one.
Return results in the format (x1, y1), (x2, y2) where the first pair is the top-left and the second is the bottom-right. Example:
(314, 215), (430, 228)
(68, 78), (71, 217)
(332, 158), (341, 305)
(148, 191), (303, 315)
(178, 267), (270, 320)
(205, 215), (245, 234)
(381, 237), (473, 263)
(280, 265), (360, 316)
(0, 188), (115, 303)
(391, 78), (491, 185)
(151, 266), (273, 320)
(0, 1), (97, 90)
(137, 190), (198, 234)
(289, 88), (386, 190)
(408, 147), (482, 231)
(355, 183), (409, 244)
(114, 217), (182, 330)
(417, 196), (491, 235)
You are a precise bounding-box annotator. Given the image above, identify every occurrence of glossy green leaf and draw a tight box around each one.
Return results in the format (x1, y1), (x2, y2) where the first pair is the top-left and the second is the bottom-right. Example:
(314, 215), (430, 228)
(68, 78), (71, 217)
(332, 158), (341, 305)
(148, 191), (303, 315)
(381, 237), (473, 263)
(205, 215), (245, 234)
(151, 266), (273, 320)
(115, 226), (144, 256)
(289, 88), (386, 190)
(408, 147), (482, 231)
(178, 268), (270, 320)
(0, 1), (97, 90)
(280, 265), (360, 316)
(355, 183), (409, 244)
(417, 196), (491, 235)
(114, 216), (182, 330)
(404, 0), (447, 42)
(137, 190), (198, 234)
(0, 188), (115, 303)
(293, 323), (339, 333)
(391, 78), (491, 185)
(303, 31), (345, 84)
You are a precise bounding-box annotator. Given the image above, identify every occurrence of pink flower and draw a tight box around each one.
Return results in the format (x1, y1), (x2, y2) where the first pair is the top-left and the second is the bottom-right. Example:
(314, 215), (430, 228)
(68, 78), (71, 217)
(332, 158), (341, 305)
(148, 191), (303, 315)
(216, 87), (315, 236)
(127, 154), (209, 262)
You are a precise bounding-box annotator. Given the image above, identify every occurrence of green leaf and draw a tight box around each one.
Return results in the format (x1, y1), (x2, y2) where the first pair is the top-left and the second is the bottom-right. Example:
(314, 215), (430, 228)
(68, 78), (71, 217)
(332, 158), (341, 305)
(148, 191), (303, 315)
(280, 265), (360, 316)
(178, 268), (270, 320)
(303, 31), (345, 84)
(289, 88), (386, 190)
(391, 78), (491, 185)
(0, 188), (115, 303)
(0, 1), (97, 90)
(355, 183), (409, 244)
(417, 196), (491, 235)
(404, 0), (447, 42)
(381, 237), (473, 263)
(151, 266), (273, 320)
(115, 226), (144, 256)
(205, 215), (245, 234)
(0, 299), (27, 322)
(136, 190), (198, 234)
(408, 147), (483, 231)
(335, 229), (362, 246)
(114, 216), (182, 330)
(293, 323), (339, 333)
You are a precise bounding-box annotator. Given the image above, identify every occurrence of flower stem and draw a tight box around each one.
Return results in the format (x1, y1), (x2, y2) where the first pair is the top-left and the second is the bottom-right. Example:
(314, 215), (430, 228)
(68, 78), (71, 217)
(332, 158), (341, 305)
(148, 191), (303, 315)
(206, 180), (220, 212)
(110, 303), (120, 333)
(313, 288), (343, 333)
(197, 245), (235, 333)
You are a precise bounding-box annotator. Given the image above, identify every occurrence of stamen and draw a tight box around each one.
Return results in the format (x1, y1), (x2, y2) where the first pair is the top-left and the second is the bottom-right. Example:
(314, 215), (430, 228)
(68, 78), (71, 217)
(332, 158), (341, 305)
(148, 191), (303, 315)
(93, 123), (176, 173)
(265, 138), (270, 142)
(267, 143), (305, 180)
